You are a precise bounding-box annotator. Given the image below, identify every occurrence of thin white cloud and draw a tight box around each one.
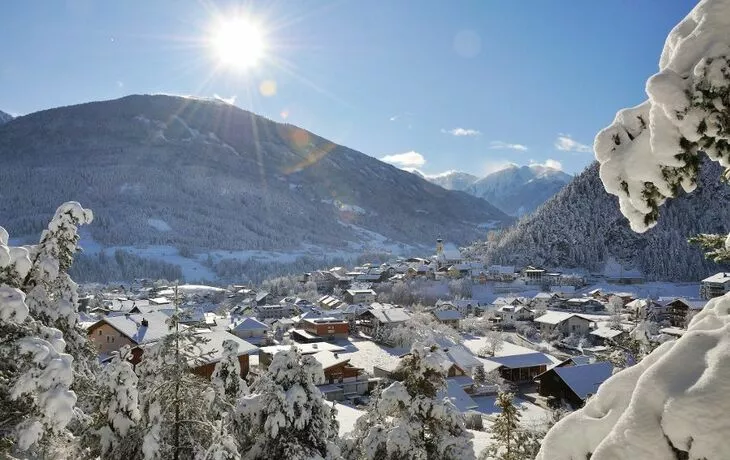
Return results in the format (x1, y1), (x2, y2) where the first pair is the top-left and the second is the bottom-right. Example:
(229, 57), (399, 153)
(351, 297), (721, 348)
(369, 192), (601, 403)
(489, 140), (528, 151)
(213, 94), (237, 105)
(530, 159), (563, 170)
(443, 127), (481, 137)
(555, 134), (591, 152)
(380, 151), (426, 168)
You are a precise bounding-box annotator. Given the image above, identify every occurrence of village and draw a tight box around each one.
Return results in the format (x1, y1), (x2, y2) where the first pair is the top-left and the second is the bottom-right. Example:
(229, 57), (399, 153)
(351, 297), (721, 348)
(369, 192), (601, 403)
(77, 237), (729, 442)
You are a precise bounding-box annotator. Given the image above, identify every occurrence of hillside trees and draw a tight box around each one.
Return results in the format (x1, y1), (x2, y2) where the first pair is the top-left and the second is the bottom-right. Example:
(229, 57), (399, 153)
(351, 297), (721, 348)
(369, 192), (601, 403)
(539, 1), (730, 458)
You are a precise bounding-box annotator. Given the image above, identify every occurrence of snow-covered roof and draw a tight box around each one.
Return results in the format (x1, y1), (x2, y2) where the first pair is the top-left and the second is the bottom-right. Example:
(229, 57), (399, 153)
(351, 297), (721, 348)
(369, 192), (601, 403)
(701, 272), (730, 284)
(659, 297), (707, 310)
(486, 352), (553, 369)
(291, 329), (319, 340)
(232, 317), (270, 332)
(553, 361), (614, 400)
(347, 289), (376, 295)
(255, 291), (270, 302)
(444, 345), (482, 371)
(365, 307), (411, 324)
(260, 342), (346, 355)
(590, 327), (625, 339)
(534, 311), (592, 325)
(189, 330), (258, 366)
(433, 310), (463, 321)
(625, 299), (648, 310)
(100, 311), (175, 345)
(439, 379), (478, 412)
(487, 265), (515, 274)
(149, 297), (171, 305)
(534, 292), (557, 300)
(311, 350), (351, 370)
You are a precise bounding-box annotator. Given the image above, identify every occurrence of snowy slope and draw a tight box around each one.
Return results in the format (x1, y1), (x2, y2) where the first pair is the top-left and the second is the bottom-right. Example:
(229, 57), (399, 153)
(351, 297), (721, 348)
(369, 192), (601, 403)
(426, 171), (480, 192)
(425, 165), (571, 216)
(468, 165), (571, 216)
(0, 95), (512, 281)
(0, 110), (13, 125)
(480, 159), (730, 281)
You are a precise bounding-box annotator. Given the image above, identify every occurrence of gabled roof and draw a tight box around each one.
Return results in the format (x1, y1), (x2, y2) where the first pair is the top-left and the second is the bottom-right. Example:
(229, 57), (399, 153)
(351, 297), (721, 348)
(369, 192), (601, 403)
(255, 291), (270, 302)
(311, 350), (351, 370)
(553, 361), (614, 400)
(187, 330), (258, 366)
(443, 345), (482, 370)
(433, 310), (463, 321)
(659, 297), (706, 310)
(589, 327), (625, 339)
(486, 352), (553, 369)
(365, 307), (411, 323)
(97, 311), (175, 345)
(702, 272), (730, 284)
(534, 311), (592, 325)
(232, 317), (270, 332)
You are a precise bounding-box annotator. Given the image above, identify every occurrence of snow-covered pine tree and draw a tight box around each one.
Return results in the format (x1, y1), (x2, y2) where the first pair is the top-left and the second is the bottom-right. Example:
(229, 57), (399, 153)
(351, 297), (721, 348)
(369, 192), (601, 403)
(97, 346), (140, 459)
(343, 343), (474, 460)
(0, 227), (77, 455)
(210, 339), (249, 417)
(18, 203), (100, 411)
(538, 1), (730, 458)
(472, 365), (487, 386)
(133, 293), (235, 460)
(481, 391), (523, 460)
(236, 348), (340, 460)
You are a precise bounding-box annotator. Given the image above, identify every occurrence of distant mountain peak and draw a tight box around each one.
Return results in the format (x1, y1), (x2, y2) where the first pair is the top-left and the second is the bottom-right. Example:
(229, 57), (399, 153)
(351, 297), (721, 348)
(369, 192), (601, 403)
(0, 110), (13, 125)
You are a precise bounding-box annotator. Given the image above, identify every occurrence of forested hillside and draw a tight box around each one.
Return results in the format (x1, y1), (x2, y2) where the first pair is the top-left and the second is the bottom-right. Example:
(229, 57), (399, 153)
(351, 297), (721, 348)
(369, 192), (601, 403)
(481, 159), (729, 281)
(0, 95), (510, 256)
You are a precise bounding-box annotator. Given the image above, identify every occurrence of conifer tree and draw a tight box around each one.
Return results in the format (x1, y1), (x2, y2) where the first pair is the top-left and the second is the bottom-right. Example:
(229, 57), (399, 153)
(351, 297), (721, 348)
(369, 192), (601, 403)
(236, 348), (340, 460)
(481, 391), (522, 460)
(343, 343), (474, 460)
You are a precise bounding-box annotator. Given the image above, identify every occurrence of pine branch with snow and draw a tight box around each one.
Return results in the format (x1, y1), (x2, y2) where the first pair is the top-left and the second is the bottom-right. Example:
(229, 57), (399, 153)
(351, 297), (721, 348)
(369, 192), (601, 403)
(210, 339), (249, 418)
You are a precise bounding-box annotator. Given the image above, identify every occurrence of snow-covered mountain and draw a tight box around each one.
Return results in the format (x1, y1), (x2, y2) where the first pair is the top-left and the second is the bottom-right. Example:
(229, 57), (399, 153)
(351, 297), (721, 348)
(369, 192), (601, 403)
(468, 165), (572, 216)
(477, 159), (730, 281)
(0, 110), (13, 125)
(425, 165), (571, 216)
(0, 95), (511, 280)
(426, 171), (479, 192)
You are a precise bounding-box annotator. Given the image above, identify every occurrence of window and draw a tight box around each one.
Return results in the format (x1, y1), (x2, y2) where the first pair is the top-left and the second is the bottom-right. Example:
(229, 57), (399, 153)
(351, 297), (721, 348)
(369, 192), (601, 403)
(98, 330), (102, 336)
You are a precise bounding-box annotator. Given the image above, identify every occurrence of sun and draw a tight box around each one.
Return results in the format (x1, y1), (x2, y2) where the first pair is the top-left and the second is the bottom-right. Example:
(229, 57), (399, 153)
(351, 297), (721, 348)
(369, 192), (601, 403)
(211, 18), (265, 70)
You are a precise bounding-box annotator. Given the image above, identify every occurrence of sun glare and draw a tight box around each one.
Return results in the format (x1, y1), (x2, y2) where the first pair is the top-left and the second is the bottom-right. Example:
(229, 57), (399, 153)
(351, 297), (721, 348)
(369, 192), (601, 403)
(211, 18), (265, 70)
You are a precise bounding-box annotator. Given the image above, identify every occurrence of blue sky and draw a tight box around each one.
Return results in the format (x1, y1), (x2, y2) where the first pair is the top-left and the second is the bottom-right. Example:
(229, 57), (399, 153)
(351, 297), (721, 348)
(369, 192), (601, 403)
(1, 0), (696, 176)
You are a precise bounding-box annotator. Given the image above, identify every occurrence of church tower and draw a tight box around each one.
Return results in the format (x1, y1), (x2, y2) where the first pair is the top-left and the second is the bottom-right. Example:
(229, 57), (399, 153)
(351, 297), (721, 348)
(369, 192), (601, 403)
(436, 237), (444, 256)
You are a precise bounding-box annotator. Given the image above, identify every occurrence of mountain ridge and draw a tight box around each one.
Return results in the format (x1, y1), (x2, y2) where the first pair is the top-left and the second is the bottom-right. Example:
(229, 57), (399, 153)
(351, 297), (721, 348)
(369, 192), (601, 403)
(0, 95), (511, 265)
(425, 165), (572, 216)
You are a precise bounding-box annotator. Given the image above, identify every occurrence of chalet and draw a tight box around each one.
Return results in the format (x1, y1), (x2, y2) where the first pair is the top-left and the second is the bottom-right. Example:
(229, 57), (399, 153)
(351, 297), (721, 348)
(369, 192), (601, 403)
(443, 345), (484, 376)
(486, 265), (517, 281)
(301, 317), (349, 341)
(701, 273), (730, 299)
(534, 311), (593, 337)
(230, 317), (270, 342)
(495, 305), (534, 323)
(87, 311), (173, 357)
(661, 298), (706, 327)
(485, 352), (553, 384)
(311, 351), (368, 402)
(536, 361), (613, 409)
(562, 297), (606, 313)
(309, 271), (338, 292)
(435, 299), (483, 317)
(344, 289), (376, 304)
(187, 331), (258, 379)
(335, 303), (370, 320)
(358, 307), (411, 336)
(492, 297), (526, 308)
(255, 291), (271, 306)
(432, 309), (463, 328)
(531, 292), (561, 311)
(589, 327), (626, 346)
